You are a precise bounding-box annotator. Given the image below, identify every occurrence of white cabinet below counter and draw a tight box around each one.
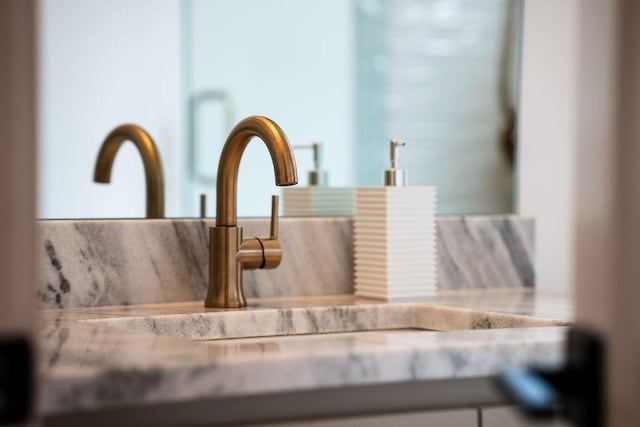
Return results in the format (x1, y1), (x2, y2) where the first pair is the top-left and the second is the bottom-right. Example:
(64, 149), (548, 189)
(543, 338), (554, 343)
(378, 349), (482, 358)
(482, 407), (570, 427)
(251, 407), (571, 427)
(251, 409), (476, 427)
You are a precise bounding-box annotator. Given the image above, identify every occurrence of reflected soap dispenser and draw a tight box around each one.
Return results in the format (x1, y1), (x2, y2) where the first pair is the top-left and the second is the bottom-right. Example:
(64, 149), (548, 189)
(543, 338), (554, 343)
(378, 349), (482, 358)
(354, 139), (437, 301)
(296, 142), (328, 186)
(281, 142), (355, 217)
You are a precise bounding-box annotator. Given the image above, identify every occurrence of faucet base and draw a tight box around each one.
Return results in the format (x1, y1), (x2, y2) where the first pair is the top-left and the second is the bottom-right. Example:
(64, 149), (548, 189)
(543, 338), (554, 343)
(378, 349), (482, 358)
(206, 226), (247, 309)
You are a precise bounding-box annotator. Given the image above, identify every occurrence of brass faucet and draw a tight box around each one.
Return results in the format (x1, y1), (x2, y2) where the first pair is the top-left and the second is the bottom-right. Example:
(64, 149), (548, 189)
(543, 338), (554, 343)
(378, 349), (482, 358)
(206, 116), (298, 308)
(94, 124), (165, 218)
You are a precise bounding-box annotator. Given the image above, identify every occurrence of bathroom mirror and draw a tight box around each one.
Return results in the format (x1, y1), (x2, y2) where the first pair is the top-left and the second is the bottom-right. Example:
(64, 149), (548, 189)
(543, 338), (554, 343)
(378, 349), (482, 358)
(37, 0), (520, 219)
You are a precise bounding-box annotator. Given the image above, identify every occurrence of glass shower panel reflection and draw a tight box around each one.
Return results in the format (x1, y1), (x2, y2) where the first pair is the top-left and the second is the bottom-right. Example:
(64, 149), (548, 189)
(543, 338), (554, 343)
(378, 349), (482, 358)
(183, 0), (355, 218)
(184, 0), (517, 217)
(355, 0), (517, 214)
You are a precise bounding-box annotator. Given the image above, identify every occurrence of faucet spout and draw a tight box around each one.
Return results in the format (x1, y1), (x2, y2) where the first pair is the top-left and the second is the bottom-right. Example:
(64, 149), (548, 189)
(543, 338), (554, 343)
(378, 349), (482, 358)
(94, 124), (165, 218)
(215, 116), (298, 227)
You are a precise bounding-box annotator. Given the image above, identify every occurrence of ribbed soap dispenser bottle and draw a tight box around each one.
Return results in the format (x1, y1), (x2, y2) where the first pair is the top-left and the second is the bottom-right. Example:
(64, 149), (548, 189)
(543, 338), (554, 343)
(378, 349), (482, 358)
(354, 139), (437, 301)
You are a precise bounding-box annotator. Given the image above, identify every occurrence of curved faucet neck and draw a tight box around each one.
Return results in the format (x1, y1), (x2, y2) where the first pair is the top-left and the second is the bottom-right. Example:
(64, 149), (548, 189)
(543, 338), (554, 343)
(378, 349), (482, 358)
(215, 116), (298, 227)
(94, 124), (165, 218)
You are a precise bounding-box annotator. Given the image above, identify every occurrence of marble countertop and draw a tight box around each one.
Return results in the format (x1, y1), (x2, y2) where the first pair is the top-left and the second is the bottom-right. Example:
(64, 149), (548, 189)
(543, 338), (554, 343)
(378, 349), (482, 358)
(38, 289), (572, 416)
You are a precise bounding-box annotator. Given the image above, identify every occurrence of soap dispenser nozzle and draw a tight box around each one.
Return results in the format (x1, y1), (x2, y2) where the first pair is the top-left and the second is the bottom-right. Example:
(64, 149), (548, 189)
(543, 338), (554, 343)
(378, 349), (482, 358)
(384, 139), (408, 186)
(293, 142), (328, 186)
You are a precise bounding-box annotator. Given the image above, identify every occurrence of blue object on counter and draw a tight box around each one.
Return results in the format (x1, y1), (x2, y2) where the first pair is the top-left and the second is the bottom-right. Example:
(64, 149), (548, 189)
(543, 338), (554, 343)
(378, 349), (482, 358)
(499, 367), (556, 413)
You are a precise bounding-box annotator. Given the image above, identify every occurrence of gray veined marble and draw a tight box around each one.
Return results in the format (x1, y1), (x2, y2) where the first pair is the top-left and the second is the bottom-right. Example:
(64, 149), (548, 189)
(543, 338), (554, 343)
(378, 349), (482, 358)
(37, 290), (571, 415)
(37, 217), (353, 309)
(37, 215), (534, 309)
(85, 298), (565, 342)
(437, 216), (535, 289)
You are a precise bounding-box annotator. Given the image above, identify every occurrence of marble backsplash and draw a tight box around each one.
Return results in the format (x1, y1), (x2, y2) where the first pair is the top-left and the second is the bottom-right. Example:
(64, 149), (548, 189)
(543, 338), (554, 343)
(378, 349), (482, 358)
(37, 216), (534, 309)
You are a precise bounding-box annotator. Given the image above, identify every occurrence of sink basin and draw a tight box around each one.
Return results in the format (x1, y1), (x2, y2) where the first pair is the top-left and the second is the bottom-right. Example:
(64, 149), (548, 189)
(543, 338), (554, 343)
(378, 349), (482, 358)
(86, 300), (565, 341)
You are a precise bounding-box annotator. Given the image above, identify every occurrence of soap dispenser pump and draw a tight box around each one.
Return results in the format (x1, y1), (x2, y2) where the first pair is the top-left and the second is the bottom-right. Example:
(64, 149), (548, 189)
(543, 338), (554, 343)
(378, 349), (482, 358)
(294, 142), (328, 186)
(384, 139), (408, 187)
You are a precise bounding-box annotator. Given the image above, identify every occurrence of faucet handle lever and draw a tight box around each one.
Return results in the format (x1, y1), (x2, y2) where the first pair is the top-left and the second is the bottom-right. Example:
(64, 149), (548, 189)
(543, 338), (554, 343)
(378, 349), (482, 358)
(255, 195), (282, 270)
(270, 195), (279, 239)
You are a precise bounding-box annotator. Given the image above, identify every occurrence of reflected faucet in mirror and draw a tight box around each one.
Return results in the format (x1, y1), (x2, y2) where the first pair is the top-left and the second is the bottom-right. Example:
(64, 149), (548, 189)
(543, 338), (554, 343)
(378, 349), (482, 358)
(206, 116), (298, 308)
(93, 124), (165, 218)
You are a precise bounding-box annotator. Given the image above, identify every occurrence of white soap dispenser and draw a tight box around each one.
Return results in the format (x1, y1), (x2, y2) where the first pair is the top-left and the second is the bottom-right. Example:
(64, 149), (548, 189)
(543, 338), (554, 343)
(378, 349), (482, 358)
(281, 142), (355, 216)
(354, 139), (437, 301)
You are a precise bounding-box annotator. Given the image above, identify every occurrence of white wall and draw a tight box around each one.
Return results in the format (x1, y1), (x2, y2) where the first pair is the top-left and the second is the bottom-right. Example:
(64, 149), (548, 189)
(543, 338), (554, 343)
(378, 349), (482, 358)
(518, 0), (581, 293)
(38, 0), (183, 218)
